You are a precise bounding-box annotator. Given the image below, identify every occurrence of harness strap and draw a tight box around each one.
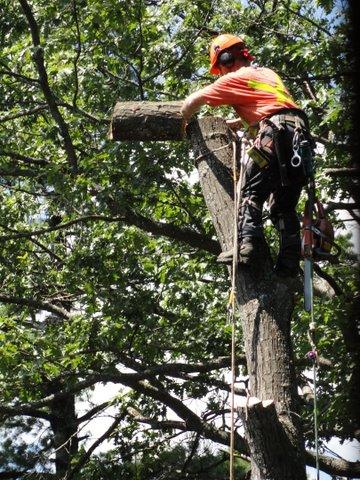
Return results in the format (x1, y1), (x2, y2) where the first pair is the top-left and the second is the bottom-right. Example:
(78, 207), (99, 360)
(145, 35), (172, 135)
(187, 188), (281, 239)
(240, 197), (261, 211)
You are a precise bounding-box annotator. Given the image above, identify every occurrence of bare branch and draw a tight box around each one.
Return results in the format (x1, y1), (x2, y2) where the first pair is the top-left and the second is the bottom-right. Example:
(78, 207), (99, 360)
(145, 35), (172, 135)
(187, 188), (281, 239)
(3, 355), (246, 411)
(57, 101), (109, 125)
(29, 237), (64, 263)
(0, 61), (39, 84)
(127, 407), (187, 430)
(119, 376), (248, 455)
(76, 402), (111, 425)
(0, 167), (38, 177)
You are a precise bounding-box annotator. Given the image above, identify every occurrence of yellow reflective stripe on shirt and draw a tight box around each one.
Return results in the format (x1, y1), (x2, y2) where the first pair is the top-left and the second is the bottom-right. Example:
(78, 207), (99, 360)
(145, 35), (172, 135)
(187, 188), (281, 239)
(248, 76), (294, 104)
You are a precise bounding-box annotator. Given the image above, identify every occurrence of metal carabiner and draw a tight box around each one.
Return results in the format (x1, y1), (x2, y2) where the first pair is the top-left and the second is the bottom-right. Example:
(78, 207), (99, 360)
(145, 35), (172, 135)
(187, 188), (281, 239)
(291, 151), (302, 167)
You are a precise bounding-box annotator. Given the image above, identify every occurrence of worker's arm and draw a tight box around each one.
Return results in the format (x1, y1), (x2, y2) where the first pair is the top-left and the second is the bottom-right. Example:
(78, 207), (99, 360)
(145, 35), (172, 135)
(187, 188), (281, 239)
(180, 91), (207, 124)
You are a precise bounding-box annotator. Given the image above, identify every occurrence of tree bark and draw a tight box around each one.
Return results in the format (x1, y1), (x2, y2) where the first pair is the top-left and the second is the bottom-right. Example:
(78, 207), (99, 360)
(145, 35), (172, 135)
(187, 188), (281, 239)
(49, 392), (78, 475)
(108, 101), (185, 141)
(187, 117), (306, 480)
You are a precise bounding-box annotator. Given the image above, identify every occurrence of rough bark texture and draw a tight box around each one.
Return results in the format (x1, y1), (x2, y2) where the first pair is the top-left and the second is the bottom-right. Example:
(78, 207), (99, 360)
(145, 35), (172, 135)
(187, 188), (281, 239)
(187, 117), (306, 480)
(49, 392), (78, 475)
(109, 101), (184, 141)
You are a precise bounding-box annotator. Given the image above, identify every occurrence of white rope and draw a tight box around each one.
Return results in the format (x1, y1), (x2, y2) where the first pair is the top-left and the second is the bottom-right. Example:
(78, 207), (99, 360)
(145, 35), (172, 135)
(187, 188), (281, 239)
(304, 184), (320, 480)
(229, 135), (246, 480)
(307, 281), (320, 480)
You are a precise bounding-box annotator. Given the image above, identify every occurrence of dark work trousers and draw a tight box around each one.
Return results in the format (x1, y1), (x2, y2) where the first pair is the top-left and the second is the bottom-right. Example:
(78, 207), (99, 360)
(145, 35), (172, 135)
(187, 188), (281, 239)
(239, 123), (304, 241)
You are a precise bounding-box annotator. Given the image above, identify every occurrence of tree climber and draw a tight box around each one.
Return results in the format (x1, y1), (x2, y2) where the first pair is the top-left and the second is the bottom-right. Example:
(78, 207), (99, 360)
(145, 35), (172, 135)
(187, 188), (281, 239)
(181, 34), (313, 277)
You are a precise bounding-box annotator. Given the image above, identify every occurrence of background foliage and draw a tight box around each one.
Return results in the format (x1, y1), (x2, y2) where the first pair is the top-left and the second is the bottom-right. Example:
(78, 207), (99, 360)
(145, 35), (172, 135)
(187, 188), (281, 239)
(0, 0), (358, 478)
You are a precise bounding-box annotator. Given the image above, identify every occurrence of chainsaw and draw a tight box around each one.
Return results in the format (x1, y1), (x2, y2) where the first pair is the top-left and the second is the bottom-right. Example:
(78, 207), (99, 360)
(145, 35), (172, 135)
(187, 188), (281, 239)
(301, 196), (341, 311)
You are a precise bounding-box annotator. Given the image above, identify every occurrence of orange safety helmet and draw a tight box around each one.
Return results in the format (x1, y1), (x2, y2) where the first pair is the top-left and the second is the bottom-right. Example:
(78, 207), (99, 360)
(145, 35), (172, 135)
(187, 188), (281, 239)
(209, 33), (246, 75)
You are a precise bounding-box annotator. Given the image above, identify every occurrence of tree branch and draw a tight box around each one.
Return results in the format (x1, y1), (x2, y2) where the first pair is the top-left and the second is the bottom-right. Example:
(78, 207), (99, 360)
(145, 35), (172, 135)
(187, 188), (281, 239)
(306, 451), (360, 478)
(324, 167), (360, 177)
(0, 294), (70, 319)
(325, 201), (360, 213)
(0, 61), (39, 84)
(71, 0), (81, 108)
(76, 401), (111, 425)
(117, 355), (246, 377)
(66, 414), (124, 480)
(119, 376), (249, 455)
(127, 407), (187, 431)
(18, 0), (78, 173)
(0, 167), (38, 177)
(29, 237), (64, 263)
(0, 215), (123, 241)
(0, 105), (48, 123)
(0, 404), (53, 422)
(0, 211), (217, 259)
(122, 207), (220, 254)
(282, 4), (332, 35)
(2, 355), (245, 412)
(0, 149), (49, 166)
(57, 101), (109, 125)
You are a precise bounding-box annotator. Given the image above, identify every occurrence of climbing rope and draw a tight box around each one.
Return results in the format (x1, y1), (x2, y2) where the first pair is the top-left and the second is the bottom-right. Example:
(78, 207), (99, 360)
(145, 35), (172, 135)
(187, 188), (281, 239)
(307, 285), (320, 480)
(302, 155), (321, 480)
(228, 133), (247, 480)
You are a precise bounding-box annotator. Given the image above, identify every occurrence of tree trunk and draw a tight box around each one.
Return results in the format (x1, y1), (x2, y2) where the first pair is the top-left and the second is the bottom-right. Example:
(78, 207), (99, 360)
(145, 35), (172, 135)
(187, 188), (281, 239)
(108, 101), (184, 141)
(108, 99), (307, 478)
(49, 393), (78, 475)
(187, 117), (306, 480)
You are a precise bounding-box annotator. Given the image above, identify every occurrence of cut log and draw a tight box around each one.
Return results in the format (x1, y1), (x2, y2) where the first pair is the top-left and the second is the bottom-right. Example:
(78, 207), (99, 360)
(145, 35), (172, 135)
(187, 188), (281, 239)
(108, 101), (185, 141)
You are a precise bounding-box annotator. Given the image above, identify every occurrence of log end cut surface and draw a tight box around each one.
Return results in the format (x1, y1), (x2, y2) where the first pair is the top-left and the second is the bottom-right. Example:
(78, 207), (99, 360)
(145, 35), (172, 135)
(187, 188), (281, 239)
(109, 101), (185, 141)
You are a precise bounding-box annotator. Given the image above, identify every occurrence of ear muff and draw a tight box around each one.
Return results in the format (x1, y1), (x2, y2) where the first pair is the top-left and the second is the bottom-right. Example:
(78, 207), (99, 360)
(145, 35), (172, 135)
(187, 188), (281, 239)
(218, 50), (235, 67)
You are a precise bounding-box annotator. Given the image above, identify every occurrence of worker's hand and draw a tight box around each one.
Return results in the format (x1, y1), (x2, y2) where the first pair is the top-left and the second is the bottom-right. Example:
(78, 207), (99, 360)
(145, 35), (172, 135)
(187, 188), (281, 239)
(226, 118), (243, 131)
(180, 92), (206, 134)
(180, 103), (193, 126)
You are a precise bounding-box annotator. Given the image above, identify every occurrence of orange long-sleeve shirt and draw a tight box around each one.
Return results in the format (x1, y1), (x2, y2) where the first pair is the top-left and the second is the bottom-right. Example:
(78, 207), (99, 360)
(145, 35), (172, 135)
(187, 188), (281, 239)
(199, 66), (300, 126)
